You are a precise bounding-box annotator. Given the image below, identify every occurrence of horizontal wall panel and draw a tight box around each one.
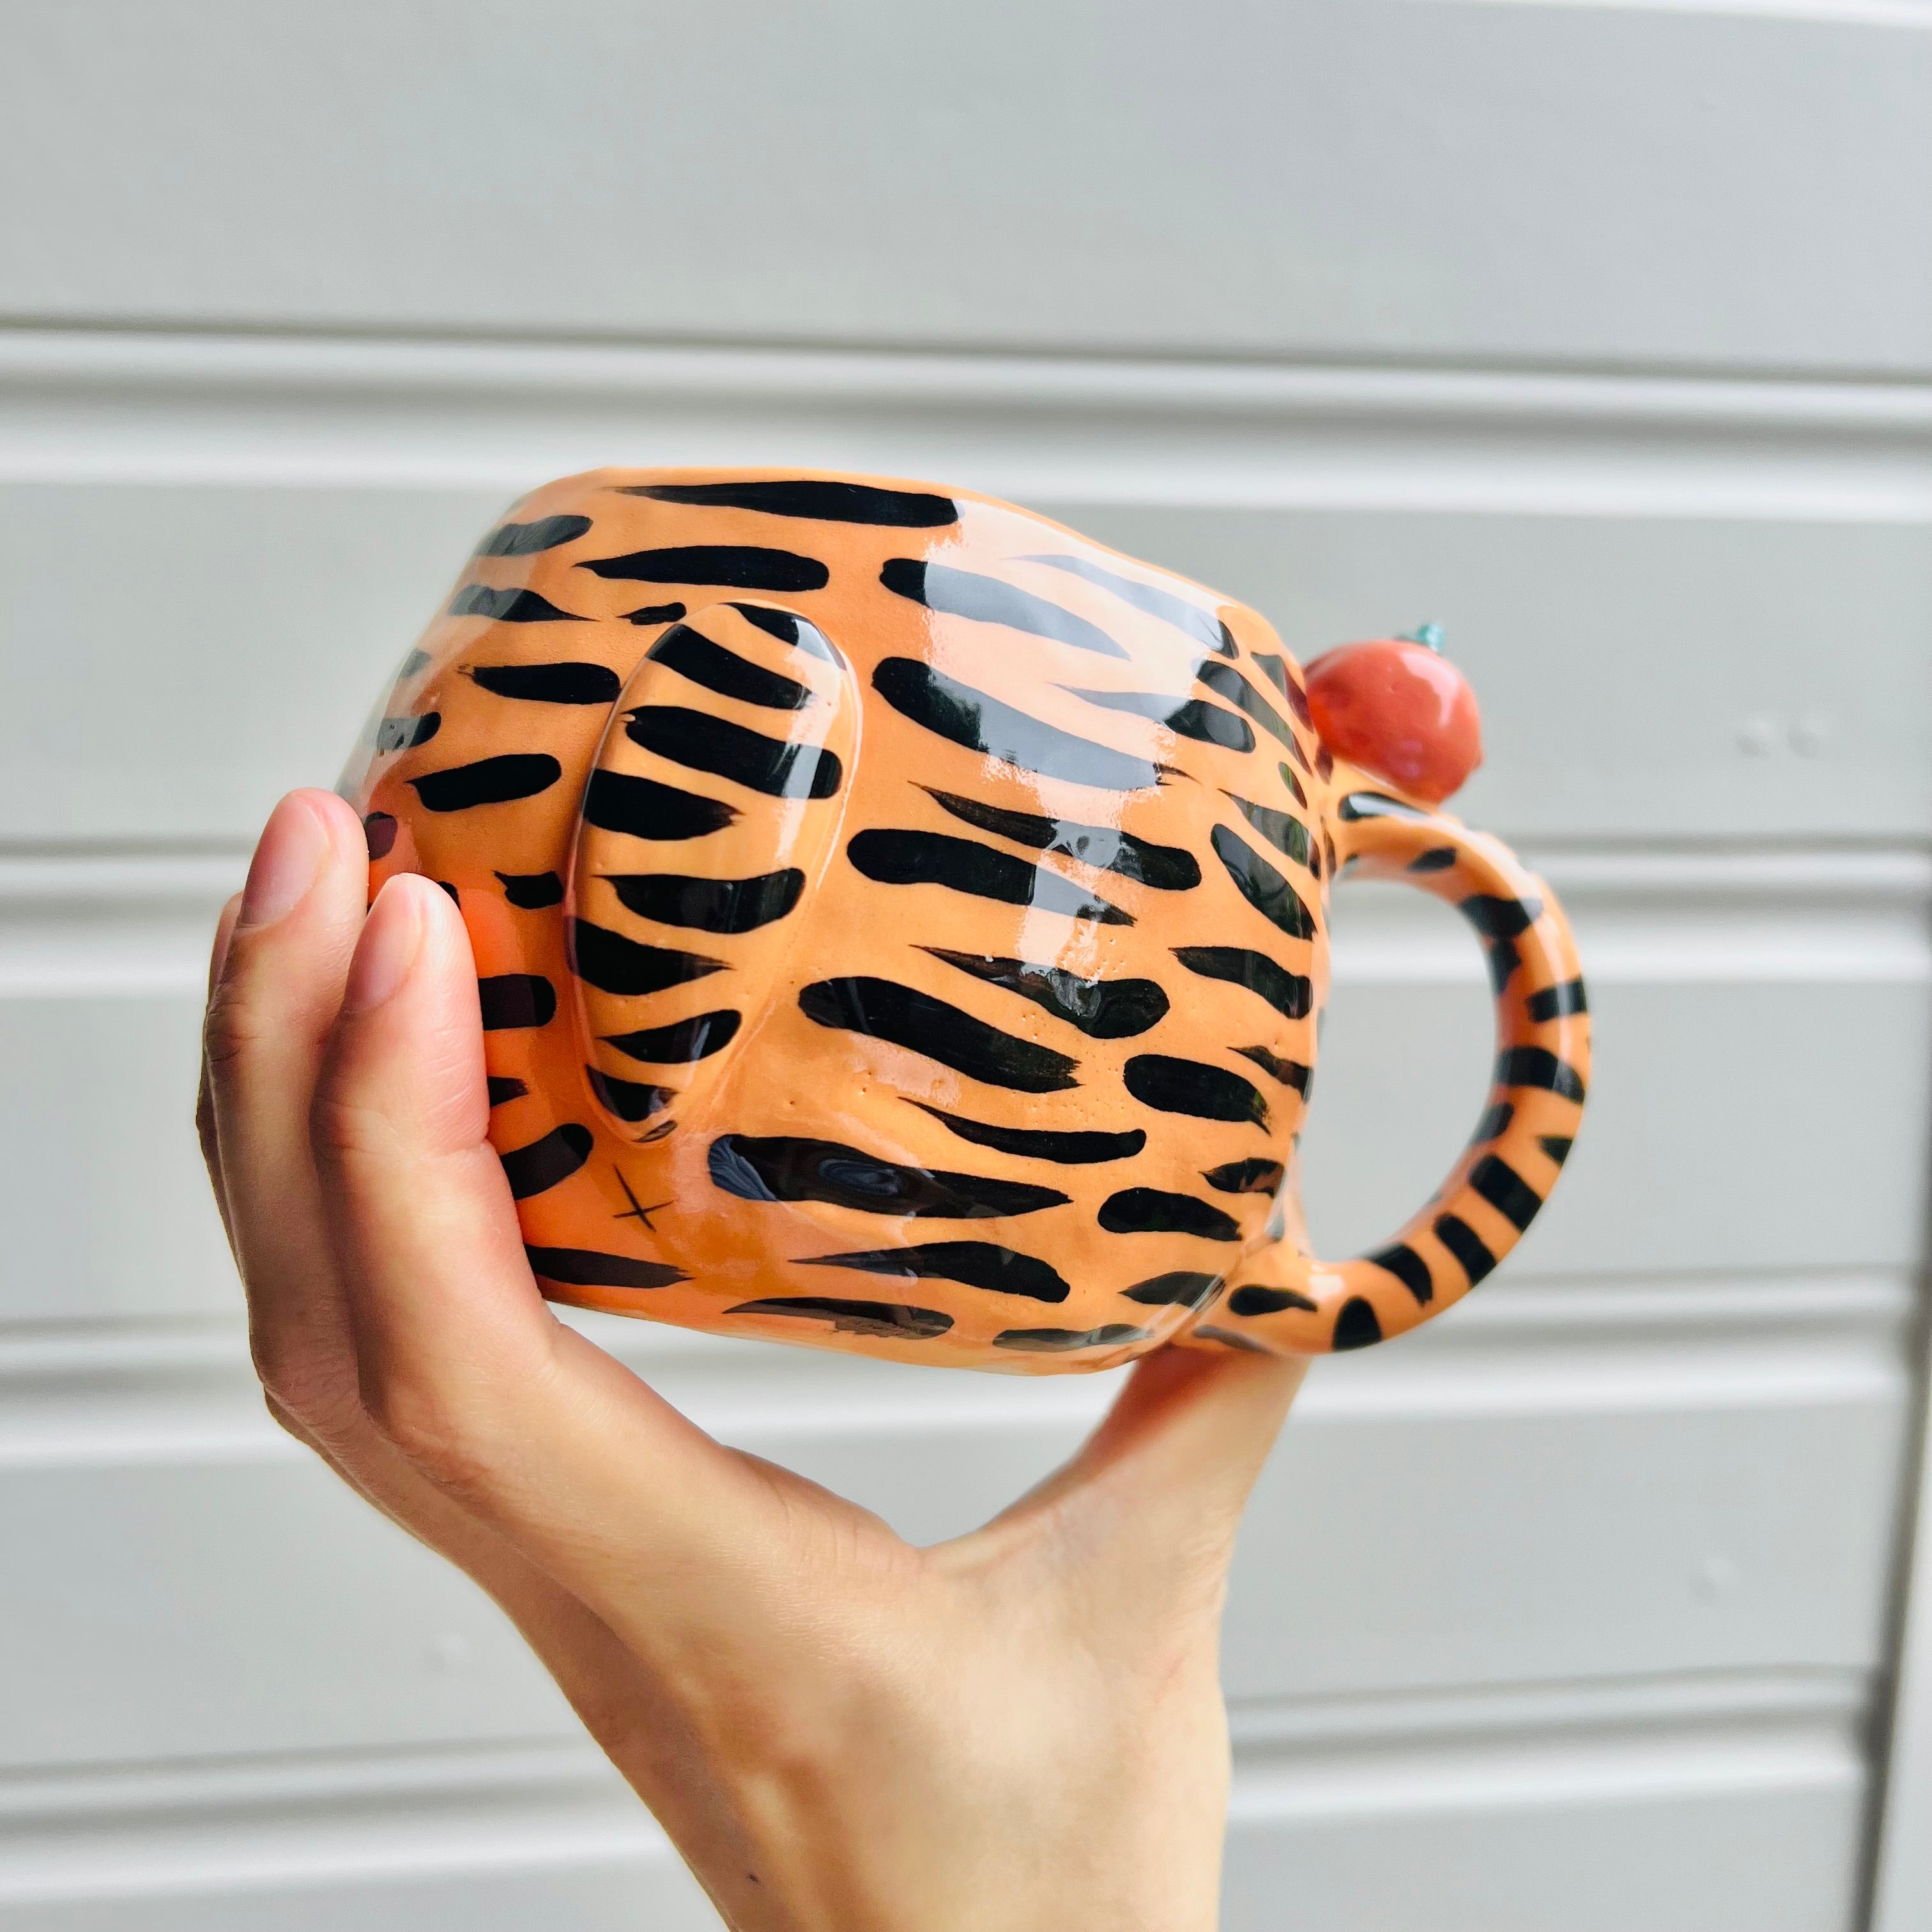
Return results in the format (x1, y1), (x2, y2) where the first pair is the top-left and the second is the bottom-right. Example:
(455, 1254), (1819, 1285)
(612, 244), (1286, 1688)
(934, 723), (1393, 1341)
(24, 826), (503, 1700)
(0, 1672), (1869, 1932)
(1058, 505), (1932, 843)
(0, 1276), (1908, 1767)
(0, 1677), (1869, 1932)
(4, 4), (1928, 373)
(0, 1745), (709, 1932)
(3, 850), (1919, 1322)
(4, 480), (1928, 846)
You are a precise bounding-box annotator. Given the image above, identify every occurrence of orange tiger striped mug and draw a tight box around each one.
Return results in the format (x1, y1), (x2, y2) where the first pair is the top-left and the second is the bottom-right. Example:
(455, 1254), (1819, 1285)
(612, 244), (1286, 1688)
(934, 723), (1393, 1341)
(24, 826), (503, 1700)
(340, 470), (1587, 1372)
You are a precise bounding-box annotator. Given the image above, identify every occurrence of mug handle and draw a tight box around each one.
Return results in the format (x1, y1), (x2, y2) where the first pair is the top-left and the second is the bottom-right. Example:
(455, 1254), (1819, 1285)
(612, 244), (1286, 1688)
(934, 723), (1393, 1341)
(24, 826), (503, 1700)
(1180, 772), (1591, 1357)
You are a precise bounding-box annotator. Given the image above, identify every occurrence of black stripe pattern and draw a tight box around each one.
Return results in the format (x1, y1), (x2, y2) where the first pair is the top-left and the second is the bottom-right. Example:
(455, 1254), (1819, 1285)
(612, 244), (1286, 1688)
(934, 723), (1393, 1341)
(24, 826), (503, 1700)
(477, 514), (592, 556)
(1123, 1055), (1268, 1125)
(625, 708), (843, 800)
(882, 558), (1128, 659)
(646, 624), (816, 711)
(1018, 554), (1236, 656)
(408, 755), (561, 812)
(802, 1241), (1070, 1304)
(582, 546), (829, 592)
(874, 660), (1163, 792)
(624, 479), (957, 525)
(468, 662), (620, 705)
(921, 789), (1199, 889)
(583, 769), (737, 841)
(907, 1104), (1146, 1166)
(602, 1010), (742, 1064)
(848, 830), (1131, 925)
(709, 1136), (1068, 1218)
(920, 950), (1167, 1038)
(1171, 946), (1312, 1021)
(604, 868), (804, 933)
(799, 977), (1079, 1093)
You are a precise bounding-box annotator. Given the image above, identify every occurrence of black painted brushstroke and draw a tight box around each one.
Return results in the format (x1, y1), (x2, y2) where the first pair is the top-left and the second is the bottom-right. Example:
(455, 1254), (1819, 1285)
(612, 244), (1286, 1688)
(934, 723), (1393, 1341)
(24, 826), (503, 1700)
(495, 870), (564, 909)
(586, 1066), (677, 1123)
(1434, 1213), (1498, 1285)
(408, 754), (562, 812)
(1527, 977), (1589, 1022)
(908, 1103), (1145, 1166)
(468, 661), (622, 705)
(799, 977), (1080, 1093)
(498, 1123), (593, 1199)
(1195, 660), (1303, 757)
(1229, 1284), (1319, 1317)
(1365, 1243), (1433, 1306)
(624, 479), (958, 527)
(1460, 894), (1545, 939)
(1469, 1153), (1542, 1232)
(1202, 1158), (1284, 1195)
(708, 1135), (1068, 1219)
(1337, 790), (1430, 824)
(802, 1241), (1071, 1305)
(526, 1245), (689, 1290)
(730, 603), (839, 661)
(477, 974), (556, 1031)
(603, 1009), (742, 1064)
(477, 514), (592, 556)
(726, 1296), (953, 1339)
(374, 712), (440, 752)
(873, 659), (1163, 792)
(1231, 1045), (1312, 1093)
(448, 585), (584, 623)
(1333, 1298), (1384, 1349)
(567, 919), (726, 997)
(1099, 1188), (1242, 1241)
(1222, 792), (1312, 868)
(848, 829), (1131, 925)
(1171, 946), (1312, 1021)
(581, 546), (829, 592)
(647, 624), (815, 710)
(919, 788), (1199, 889)
(1496, 1046), (1588, 1101)
(1018, 554), (1236, 656)
(1066, 687), (1254, 751)
(625, 706), (842, 799)
(604, 868), (804, 934)
(1123, 1055), (1268, 1126)
(993, 1325), (1149, 1353)
(1212, 824), (1318, 940)
(880, 556), (1128, 660)
(919, 949), (1167, 1038)
(1121, 1271), (1223, 1307)
(583, 769), (738, 841)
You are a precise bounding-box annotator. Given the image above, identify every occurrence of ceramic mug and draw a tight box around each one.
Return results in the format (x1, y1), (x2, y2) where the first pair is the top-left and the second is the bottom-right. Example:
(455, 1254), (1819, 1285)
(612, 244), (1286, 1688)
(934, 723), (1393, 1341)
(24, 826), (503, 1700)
(340, 470), (1588, 1372)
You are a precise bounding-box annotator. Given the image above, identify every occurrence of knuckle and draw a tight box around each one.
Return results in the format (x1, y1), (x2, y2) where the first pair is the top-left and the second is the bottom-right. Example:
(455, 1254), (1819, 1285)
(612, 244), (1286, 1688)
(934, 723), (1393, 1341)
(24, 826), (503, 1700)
(360, 1366), (494, 1496)
(201, 976), (275, 1076)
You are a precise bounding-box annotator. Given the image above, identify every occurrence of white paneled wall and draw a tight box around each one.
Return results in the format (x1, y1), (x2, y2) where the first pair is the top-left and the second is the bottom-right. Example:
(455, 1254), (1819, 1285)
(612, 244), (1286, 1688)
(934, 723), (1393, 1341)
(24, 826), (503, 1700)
(3, 5), (1928, 1929)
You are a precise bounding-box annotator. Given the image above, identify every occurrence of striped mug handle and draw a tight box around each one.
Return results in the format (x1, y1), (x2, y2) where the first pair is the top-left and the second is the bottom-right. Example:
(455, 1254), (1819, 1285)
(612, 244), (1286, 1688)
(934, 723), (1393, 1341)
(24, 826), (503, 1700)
(1182, 781), (1589, 1357)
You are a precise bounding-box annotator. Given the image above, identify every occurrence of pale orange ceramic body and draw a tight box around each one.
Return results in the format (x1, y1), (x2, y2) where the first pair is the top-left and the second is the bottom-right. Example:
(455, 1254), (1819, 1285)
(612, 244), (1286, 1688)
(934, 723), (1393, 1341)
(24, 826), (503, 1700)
(339, 471), (1588, 1372)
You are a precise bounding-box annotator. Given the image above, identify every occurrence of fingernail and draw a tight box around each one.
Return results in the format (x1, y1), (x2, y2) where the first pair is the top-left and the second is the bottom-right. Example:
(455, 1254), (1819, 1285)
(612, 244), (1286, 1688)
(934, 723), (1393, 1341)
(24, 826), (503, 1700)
(240, 795), (330, 928)
(342, 878), (424, 1013)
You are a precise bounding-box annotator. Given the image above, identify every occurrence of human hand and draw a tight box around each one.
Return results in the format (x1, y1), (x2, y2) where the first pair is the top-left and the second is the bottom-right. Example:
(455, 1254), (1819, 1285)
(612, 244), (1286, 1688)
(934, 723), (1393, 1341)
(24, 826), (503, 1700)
(198, 788), (1306, 1932)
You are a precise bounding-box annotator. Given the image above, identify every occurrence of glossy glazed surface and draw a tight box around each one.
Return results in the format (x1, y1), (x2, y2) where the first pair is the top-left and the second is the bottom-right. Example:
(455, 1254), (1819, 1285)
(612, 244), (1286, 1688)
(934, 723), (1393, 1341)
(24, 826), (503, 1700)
(339, 470), (1588, 1372)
